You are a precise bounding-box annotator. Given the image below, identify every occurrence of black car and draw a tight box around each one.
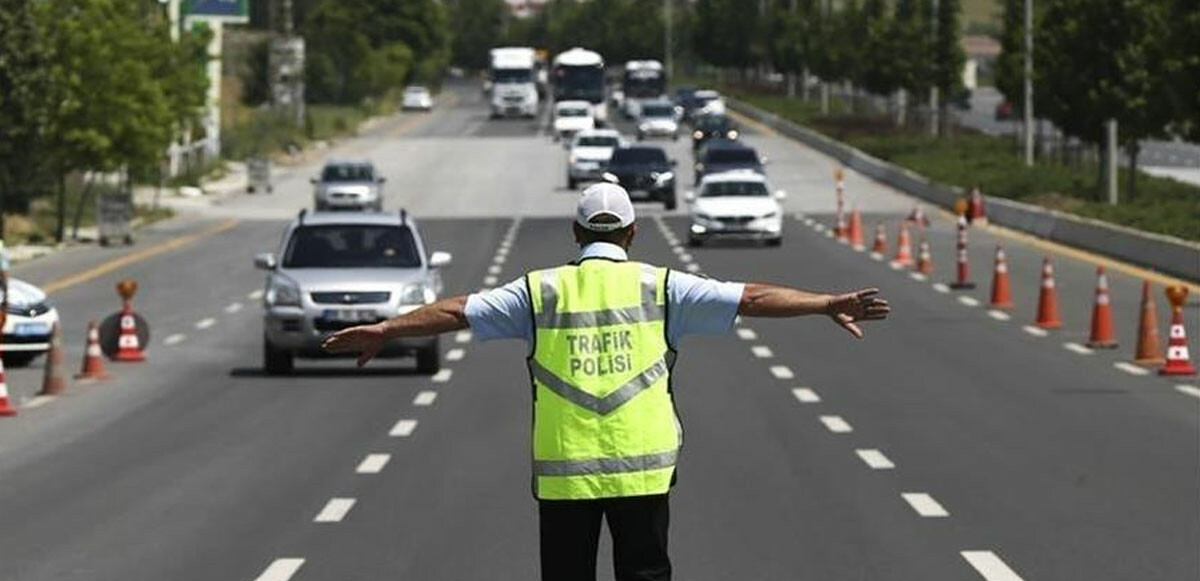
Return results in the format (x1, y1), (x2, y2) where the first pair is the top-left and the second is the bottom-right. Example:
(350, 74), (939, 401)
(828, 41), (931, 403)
(693, 141), (765, 185)
(603, 146), (678, 209)
(691, 114), (740, 150)
(674, 86), (699, 117)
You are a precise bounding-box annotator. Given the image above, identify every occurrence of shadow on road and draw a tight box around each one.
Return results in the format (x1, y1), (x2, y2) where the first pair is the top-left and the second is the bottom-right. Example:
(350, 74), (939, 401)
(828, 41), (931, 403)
(229, 366), (427, 378)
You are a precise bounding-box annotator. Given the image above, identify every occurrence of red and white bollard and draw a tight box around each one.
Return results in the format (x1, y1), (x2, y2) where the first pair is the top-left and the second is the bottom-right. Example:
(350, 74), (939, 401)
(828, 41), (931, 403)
(950, 215), (976, 289)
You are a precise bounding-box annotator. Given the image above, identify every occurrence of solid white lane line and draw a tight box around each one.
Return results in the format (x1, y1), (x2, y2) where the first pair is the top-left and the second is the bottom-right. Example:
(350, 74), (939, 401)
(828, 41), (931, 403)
(751, 345), (774, 358)
(314, 498), (356, 523)
(1175, 384), (1200, 399)
(987, 310), (1011, 321)
(25, 395), (56, 409)
(961, 550), (1025, 581)
(413, 390), (438, 406)
(225, 302), (243, 314)
(484, 275), (499, 285)
(901, 492), (949, 517)
(390, 419), (418, 437)
(1114, 362), (1151, 376)
(253, 558), (305, 581)
(248, 289), (265, 300)
(488, 265), (502, 275)
(792, 388), (821, 403)
(1022, 325), (1049, 337)
(770, 365), (795, 379)
(164, 333), (186, 346)
(931, 283), (951, 293)
(455, 330), (472, 343)
(736, 328), (758, 341)
(909, 272), (928, 282)
(855, 449), (895, 469)
(1063, 342), (1094, 355)
(446, 348), (465, 361)
(958, 296), (981, 307)
(819, 415), (853, 433)
(432, 369), (453, 383)
(685, 263), (701, 273)
(356, 454), (391, 474)
(195, 318), (216, 330)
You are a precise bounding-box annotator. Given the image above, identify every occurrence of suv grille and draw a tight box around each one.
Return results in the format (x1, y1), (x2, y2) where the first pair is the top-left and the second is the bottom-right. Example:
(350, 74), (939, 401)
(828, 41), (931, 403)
(310, 291), (391, 305)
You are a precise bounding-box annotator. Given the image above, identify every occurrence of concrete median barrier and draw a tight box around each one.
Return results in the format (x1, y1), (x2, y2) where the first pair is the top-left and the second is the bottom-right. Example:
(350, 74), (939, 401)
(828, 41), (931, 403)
(729, 98), (1200, 283)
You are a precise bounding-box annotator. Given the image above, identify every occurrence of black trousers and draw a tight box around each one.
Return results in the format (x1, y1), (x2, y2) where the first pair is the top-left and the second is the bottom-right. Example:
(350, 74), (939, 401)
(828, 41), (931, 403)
(538, 494), (671, 581)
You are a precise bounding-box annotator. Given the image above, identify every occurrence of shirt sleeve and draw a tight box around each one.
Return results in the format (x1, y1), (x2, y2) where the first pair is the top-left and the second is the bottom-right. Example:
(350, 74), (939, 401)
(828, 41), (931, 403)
(464, 277), (533, 343)
(665, 270), (745, 348)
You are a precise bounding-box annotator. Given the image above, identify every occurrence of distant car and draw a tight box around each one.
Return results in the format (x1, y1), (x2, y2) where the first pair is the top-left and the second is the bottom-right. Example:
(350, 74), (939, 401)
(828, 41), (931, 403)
(553, 100), (595, 141)
(311, 160), (385, 212)
(0, 277), (60, 367)
(693, 141), (766, 184)
(686, 173), (785, 247)
(255, 209), (453, 375)
(674, 86), (699, 115)
(567, 129), (624, 189)
(602, 145), (677, 210)
(689, 89), (726, 119)
(995, 100), (1014, 121)
(636, 100), (680, 141)
(402, 86), (433, 111)
(691, 114), (739, 150)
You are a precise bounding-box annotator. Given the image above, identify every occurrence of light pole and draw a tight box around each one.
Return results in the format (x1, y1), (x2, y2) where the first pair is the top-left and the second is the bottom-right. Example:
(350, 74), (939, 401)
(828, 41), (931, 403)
(665, 0), (673, 80)
(929, 0), (940, 137)
(1023, 0), (1034, 166)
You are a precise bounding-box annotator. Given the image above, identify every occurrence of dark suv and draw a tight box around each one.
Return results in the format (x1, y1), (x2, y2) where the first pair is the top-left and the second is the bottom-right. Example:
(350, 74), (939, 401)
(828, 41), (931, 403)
(603, 146), (677, 209)
(691, 114), (739, 150)
(693, 141), (765, 185)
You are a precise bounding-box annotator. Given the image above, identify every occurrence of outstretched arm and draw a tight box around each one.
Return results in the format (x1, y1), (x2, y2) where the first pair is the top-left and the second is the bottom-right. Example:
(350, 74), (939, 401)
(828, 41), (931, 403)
(322, 295), (469, 366)
(738, 283), (889, 338)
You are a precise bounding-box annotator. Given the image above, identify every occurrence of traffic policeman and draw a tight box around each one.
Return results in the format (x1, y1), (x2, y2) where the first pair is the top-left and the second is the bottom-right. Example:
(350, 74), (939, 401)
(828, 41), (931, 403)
(322, 183), (890, 580)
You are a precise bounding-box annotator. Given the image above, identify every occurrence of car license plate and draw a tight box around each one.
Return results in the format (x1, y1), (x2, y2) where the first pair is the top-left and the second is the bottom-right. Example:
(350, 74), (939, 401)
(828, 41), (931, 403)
(13, 322), (48, 336)
(322, 309), (376, 324)
(577, 161), (599, 170)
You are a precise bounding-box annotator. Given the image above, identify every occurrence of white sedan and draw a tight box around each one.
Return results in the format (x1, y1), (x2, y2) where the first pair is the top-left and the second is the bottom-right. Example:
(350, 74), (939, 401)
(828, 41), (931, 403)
(553, 101), (595, 142)
(686, 172), (786, 247)
(402, 86), (433, 111)
(0, 277), (61, 366)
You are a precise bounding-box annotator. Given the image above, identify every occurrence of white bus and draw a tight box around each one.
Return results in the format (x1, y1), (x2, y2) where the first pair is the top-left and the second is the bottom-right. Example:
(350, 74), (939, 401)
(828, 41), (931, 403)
(621, 60), (666, 118)
(489, 47), (539, 118)
(552, 47), (608, 125)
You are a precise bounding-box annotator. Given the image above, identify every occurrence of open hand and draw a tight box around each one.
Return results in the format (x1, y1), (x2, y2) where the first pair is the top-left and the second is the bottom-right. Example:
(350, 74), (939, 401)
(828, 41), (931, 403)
(826, 288), (890, 339)
(321, 323), (386, 367)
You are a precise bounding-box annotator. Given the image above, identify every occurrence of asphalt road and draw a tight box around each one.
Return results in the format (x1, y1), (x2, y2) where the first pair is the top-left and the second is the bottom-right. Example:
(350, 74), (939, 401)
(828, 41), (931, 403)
(0, 79), (1195, 581)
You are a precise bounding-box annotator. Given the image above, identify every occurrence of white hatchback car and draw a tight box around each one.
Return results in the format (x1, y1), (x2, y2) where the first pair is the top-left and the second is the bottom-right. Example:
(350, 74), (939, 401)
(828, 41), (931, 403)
(402, 86), (433, 111)
(686, 172), (786, 247)
(553, 100), (595, 142)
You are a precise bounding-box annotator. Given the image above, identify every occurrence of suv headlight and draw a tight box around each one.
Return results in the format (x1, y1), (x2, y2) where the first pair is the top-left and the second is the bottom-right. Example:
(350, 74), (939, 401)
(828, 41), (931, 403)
(653, 171), (674, 185)
(265, 276), (301, 307)
(400, 283), (436, 305)
(692, 130), (704, 139)
(727, 129), (739, 139)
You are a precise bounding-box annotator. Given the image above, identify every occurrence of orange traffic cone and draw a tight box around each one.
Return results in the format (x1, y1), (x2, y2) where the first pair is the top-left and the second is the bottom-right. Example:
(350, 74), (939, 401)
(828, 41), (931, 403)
(1133, 281), (1165, 365)
(1034, 257), (1063, 329)
(915, 238), (934, 275)
(1160, 286), (1197, 376)
(39, 322), (67, 395)
(968, 186), (988, 225)
(989, 245), (1014, 309)
(1086, 267), (1117, 349)
(847, 207), (864, 249)
(114, 307), (146, 362)
(891, 224), (913, 267)
(906, 205), (930, 228)
(871, 223), (887, 255)
(950, 215), (976, 289)
(76, 321), (111, 380)
(0, 355), (15, 417)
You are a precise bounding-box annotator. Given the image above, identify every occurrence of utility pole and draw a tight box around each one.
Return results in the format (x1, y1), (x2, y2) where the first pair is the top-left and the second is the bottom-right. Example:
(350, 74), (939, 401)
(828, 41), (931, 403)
(929, 0), (940, 136)
(1023, 0), (1034, 166)
(665, 0), (673, 80)
(820, 0), (830, 115)
(1106, 119), (1118, 205)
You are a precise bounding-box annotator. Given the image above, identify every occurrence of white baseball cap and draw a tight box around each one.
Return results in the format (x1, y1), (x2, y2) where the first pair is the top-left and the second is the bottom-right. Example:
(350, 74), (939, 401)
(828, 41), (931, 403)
(576, 183), (636, 232)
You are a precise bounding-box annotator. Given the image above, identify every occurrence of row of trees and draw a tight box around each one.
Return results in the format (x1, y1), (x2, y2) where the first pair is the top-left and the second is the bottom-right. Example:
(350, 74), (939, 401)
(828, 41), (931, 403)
(0, 0), (208, 241)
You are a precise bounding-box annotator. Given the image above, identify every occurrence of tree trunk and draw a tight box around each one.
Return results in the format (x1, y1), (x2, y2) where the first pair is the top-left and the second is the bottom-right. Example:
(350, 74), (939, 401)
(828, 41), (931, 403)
(55, 173), (67, 244)
(71, 174), (95, 240)
(1126, 142), (1140, 201)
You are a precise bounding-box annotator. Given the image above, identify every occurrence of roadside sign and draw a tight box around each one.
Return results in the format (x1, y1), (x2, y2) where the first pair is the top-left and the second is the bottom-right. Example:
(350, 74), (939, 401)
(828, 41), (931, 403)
(183, 0), (250, 23)
(97, 190), (134, 246)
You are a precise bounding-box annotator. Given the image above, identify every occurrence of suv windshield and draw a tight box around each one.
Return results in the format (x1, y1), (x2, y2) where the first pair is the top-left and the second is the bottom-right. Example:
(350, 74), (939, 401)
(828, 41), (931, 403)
(321, 164), (374, 183)
(704, 148), (758, 164)
(283, 225), (421, 268)
(702, 181), (769, 197)
(493, 69), (532, 83)
(697, 116), (732, 131)
(576, 136), (619, 147)
(610, 148), (667, 165)
(642, 104), (674, 118)
(558, 107), (588, 117)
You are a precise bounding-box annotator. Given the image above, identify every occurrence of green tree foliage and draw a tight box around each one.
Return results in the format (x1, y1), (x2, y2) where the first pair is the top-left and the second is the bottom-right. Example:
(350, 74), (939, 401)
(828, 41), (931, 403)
(0, 0), (55, 229)
(447, 0), (511, 69)
(931, 0), (965, 96)
(1165, 0), (1200, 141)
(693, 0), (758, 71)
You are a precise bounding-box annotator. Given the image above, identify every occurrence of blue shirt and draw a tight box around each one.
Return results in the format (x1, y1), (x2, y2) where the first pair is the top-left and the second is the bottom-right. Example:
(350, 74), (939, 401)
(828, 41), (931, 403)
(464, 242), (745, 349)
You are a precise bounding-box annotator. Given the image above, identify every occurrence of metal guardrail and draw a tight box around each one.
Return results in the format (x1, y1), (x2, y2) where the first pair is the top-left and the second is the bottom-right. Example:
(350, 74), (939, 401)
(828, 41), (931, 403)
(728, 99), (1200, 283)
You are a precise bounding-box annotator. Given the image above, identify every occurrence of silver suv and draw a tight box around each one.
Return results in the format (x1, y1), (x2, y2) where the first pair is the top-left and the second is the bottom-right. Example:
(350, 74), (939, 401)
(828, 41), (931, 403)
(311, 159), (385, 211)
(254, 210), (452, 375)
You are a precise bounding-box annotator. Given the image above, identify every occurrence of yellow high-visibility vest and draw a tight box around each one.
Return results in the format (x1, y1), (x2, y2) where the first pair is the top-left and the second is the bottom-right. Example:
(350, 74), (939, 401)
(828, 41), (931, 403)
(527, 260), (680, 500)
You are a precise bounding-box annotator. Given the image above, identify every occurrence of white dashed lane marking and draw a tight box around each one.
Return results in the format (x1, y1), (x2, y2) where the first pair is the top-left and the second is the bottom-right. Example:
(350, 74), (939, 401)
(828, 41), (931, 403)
(679, 253), (694, 262)
(792, 388), (821, 403)
(1063, 342), (1094, 355)
(909, 272), (928, 282)
(313, 498), (356, 523)
(248, 289), (264, 300)
(389, 419), (418, 437)
(432, 369), (453, 383)
(164, 334), (186, 346)
(413, 390), (438, 406)
(901, 492), (950, 517)
(195, 318), (216, 330)
(253, 558), (305, 581)
(1114, 362), (1150, 376)
(987, 310), (1011, 321)
(1175, 384), (1200, 399)
(446, 348), (465, 361)
(961, 550), (1025, 581)
(958, 296), (980, 307)
(855, 449), (895, 469)
(493, 255), (507, 264)
(769, 365), (795, 380)
(869, 252), (884, 261)
(488, 265), (502, 275)
(751, 345), (774, 358)
(736, 328), (758, 341)
(819, 415), (853, 433)
(455, 330), (472, 343)
(931, 283), (950, 293)
(356, 454), (391, 474)
(225, 302), (243, 314)
(24, 395), (55, 409)
(672, 246), (684, 255)
(685, 263), (701, 273)
(484, 275), (499, 285)
(1022, 325), (1049, 337)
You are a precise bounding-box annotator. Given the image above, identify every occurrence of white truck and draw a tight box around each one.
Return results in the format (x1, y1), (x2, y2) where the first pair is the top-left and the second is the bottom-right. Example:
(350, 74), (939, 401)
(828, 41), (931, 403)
(553, 47), (608, 126)
(489, 47), (539, 119)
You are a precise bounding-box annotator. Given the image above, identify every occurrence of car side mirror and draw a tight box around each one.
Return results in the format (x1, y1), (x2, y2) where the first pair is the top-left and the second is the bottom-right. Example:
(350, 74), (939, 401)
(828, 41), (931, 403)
(684, 191), (696, 202)
(428, 251), (453, 268)
(775, 190), (788, 200)
(254, 253), (277, 270)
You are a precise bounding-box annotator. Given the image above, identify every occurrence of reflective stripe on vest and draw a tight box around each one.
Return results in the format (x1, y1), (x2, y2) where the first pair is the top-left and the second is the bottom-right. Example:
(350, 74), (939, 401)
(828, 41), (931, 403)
(528, 261), (680, 500)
